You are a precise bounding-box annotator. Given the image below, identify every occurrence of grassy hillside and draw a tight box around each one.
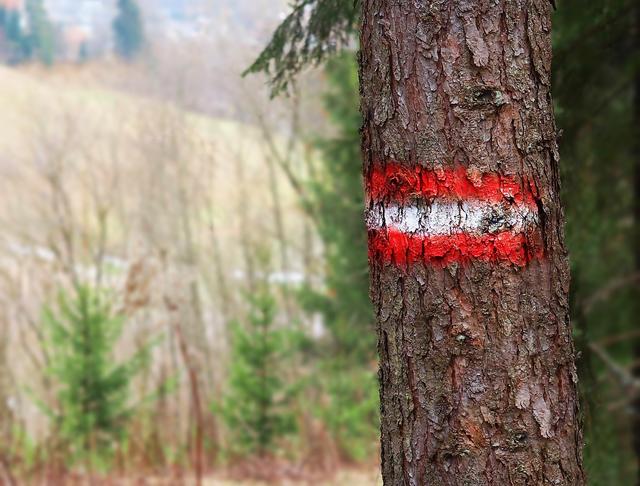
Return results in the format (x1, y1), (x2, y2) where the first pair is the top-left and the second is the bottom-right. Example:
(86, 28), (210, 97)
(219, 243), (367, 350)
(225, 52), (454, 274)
(0, 63), (310, 451)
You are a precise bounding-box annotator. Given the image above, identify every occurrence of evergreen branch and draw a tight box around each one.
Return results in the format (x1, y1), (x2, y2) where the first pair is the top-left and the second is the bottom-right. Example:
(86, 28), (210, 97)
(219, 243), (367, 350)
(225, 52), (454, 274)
(244, 0), (359, 96)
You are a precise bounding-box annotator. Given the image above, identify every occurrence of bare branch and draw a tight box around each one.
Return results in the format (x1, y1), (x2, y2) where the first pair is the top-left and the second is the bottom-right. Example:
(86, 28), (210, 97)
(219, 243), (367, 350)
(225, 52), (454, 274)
(581, 272), (640, 315)
(589, 342), (640, 391)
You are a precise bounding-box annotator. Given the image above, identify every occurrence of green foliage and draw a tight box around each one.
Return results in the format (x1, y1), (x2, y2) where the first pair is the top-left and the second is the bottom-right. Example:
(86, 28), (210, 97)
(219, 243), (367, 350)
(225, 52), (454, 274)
(313, 361), (378, 462)
(297, 52), (379, 462)
(0, 6), (29, 63)
(7, 425), (39, 471)
(249, 4), (377, 463)
(244, 0), (359, 96)
(40, 285), (154, 465)
(299, 52), (375, 363)
(0, 7), (22, 43)
(113, 0), (145, 60)
(553, 0), (639, 483)
(0, 1), (55, 65)
(24, 0), (55, 65)
(217, 285), (300, 457)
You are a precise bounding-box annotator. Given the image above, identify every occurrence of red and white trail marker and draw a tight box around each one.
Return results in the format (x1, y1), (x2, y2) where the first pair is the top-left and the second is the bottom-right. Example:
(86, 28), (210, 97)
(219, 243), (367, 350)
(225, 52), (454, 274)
(366, 163), (544, 267)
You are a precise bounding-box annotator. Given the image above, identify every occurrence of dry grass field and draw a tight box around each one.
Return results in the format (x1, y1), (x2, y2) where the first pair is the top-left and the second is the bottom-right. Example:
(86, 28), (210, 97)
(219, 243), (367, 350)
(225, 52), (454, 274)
(0, 62), (332, 481)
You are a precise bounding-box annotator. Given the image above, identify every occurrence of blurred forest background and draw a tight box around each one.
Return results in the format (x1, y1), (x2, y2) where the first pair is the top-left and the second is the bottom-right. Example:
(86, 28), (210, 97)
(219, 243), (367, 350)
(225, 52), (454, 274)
(0, 0), (638, 484)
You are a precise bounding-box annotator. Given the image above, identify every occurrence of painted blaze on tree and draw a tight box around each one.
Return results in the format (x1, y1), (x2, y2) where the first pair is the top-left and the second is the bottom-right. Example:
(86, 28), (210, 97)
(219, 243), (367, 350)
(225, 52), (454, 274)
(360, 1), (585, 484)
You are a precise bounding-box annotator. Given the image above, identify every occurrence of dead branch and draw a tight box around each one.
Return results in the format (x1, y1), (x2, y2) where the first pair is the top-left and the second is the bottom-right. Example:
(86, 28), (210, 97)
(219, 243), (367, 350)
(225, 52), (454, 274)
(589, 342), (640, 392)
(582, 272), (640, 315)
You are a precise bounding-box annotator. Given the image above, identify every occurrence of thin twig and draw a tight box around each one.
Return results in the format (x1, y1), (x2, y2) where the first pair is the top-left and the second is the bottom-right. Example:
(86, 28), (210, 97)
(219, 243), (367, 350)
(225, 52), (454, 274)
(594, 329), (640, 348)
(581, 272), (640, 315)
(589, 342), (640, 391)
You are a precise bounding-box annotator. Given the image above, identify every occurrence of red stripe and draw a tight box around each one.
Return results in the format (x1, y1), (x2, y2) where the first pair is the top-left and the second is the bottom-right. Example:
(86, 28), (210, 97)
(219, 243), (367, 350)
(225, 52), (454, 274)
(368, 228), (543, 267)
(367, 163), (538, 207)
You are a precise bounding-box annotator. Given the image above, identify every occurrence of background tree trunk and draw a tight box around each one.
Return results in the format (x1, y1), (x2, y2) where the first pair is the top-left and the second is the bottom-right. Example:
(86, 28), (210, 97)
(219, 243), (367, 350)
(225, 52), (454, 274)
(359, 1), (585, 484)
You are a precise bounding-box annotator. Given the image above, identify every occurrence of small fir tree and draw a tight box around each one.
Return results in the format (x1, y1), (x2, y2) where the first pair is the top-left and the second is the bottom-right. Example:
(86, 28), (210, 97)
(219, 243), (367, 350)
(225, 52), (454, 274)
(113, 0), (144, 60)
(24, 0), (55, 65)
(217, 284), (299, 457)
(40, 285), (154, 464)
(0, 6), (29, 63)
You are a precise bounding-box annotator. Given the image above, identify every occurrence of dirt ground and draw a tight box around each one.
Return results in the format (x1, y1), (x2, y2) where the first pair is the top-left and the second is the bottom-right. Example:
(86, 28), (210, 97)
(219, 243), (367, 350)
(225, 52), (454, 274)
(39, 468), (382, 486)
(204, 469), (382, 485)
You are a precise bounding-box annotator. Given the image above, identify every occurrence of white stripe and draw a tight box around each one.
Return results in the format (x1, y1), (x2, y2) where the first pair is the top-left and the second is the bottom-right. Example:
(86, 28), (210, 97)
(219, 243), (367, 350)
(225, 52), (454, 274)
(366, 201), (538, 236)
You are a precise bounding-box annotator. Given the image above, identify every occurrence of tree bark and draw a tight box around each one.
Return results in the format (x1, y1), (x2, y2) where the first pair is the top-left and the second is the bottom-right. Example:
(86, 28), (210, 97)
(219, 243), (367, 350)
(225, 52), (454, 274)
(359, 1), (585, 484)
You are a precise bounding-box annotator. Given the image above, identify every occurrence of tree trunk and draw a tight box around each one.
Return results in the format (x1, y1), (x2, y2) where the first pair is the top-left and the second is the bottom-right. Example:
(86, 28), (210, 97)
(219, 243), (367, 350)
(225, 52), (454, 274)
(359, 1), (585, 484)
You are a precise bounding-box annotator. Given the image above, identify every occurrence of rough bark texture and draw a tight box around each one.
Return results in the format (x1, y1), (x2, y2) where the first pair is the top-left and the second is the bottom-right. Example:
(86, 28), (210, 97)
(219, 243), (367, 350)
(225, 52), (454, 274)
(359, 1), (585, 484)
